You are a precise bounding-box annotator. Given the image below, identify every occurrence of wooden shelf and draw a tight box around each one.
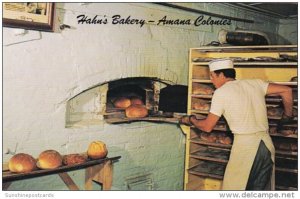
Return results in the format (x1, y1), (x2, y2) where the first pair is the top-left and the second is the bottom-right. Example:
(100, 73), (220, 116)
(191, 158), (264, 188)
(190, 137), (232, 149)
(190, 109), (209, 114)
(185, 45), (297, 191)
(276, 167), (298, 174)
(275, 156), (298, 171)
(276, 150), (298, 156)
(266, 97), (298, 103)
(275, 185), (298, 191)
(188, 161), (225, 180)
(192, 62), (298, 66)
(190, 148), (229, 163)
(275, 171), (298, 189)
(272, 82), (297, 86)
(2, 156), (121, 183)
(275, 155), (298, 161)
(191, 45), (298, 51)
(268, 116), (298, 121)
(269, 133), (298, 139)
(269, 123), (297, 128)
(213, 126), (228, 131)
(192, 79), (212, 83)
(191, 94), (212, 99)
(192, 79), (298, 86)
(105, 116), (180, 124)
(191, 95), (298, 103)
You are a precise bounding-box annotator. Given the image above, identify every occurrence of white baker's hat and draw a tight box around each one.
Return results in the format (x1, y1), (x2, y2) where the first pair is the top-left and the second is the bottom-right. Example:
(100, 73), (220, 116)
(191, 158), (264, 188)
(209, 58), (234, 72)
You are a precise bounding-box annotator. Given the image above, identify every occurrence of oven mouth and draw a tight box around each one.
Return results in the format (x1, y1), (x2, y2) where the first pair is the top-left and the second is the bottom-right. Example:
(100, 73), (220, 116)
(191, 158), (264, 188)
(65, 77), (188, 127)
(104, 77), (187, 124)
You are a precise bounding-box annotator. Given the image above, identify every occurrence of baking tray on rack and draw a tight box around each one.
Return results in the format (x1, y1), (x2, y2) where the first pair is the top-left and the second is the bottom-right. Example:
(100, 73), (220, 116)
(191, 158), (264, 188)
(190, 147), (230, 163)
(188, 160), (226, 180)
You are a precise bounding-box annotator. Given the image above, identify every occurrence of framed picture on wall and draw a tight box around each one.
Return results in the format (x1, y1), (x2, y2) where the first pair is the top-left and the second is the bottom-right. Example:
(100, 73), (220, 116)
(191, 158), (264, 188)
(3, 3), (55, 32)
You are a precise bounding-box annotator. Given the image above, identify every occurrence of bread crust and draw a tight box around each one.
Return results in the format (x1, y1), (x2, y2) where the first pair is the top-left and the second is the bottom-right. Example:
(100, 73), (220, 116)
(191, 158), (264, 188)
(63, 154), (87, 165)
(87, 141), (108, 159)
(8, 153), (37, 173)
(125, 104), (148, 118)
(113, 97), (131, 108)
(37, 150), (62, 169)
(130, 97), (144, 105)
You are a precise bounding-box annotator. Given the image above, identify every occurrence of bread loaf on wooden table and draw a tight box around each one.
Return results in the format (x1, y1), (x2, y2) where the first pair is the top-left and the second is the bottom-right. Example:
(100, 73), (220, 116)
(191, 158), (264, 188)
(63, 154), (87, 165)
(87, 141), (108, 159)
(8, 153), (37, 173)
(37, 150), (63, 169)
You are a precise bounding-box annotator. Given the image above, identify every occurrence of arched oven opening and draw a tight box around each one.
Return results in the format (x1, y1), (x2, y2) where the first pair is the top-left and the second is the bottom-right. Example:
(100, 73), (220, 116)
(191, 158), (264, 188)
(65, 77), (188, 128)
(104, 77), (187, 124)
(106, 77), (158, 116)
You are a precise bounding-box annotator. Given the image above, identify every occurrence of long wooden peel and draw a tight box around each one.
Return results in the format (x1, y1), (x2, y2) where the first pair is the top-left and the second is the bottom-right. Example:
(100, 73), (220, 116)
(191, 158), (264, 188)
(105, 116), (181, 124)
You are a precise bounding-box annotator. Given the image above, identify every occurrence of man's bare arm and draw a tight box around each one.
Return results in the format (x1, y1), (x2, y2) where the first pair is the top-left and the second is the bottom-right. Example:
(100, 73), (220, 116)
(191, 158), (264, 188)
(267, 83), (293, 117)
(190, 113), (220, 133)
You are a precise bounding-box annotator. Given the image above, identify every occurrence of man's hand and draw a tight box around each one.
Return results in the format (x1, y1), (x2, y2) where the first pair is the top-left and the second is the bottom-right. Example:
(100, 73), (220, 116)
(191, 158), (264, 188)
(277, 113), (294, 131)
(179, 115), (196, 126)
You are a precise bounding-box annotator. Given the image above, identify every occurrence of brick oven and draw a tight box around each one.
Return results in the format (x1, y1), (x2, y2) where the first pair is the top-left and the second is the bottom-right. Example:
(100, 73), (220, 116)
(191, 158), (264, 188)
(66, 77), (188, 127)
(63, 76), (188, 190)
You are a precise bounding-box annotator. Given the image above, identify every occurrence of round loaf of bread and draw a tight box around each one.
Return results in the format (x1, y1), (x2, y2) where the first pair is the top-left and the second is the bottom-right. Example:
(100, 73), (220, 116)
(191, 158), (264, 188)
(37, 150), (62, 169)
(291, 143), (297, 151)
(130, 97), (144, 105)
(200, 133), (217, 143)
(125, 104), (148, 118)
(113, 97), (131, 108)
(63, 154), (87, 165)
(87, 141), (108, 159)
(193, 101), (210, 111)
(267, 107), (283, 117)
(269, 126), (277, 134)
(277, 143), (290, 150)
(293, 108), (297, 117)
(193, 84), (214, 95)
(8, 153), (37, 173)
(219, 136), (232, 145)
(280, 129), (294, 136)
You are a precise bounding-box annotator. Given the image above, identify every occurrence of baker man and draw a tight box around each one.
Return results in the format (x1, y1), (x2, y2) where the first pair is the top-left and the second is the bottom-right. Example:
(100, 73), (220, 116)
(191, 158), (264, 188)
(180, 58), (293, 190)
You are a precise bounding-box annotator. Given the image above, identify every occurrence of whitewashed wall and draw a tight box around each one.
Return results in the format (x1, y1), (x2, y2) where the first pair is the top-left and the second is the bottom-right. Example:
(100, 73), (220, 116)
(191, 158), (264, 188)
(277, 18), (298, 44)
(3, 3), (292, 190)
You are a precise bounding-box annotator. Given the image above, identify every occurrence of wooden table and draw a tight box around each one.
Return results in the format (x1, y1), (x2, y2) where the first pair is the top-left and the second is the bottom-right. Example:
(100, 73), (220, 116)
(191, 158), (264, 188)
(2, 156), (121, 191)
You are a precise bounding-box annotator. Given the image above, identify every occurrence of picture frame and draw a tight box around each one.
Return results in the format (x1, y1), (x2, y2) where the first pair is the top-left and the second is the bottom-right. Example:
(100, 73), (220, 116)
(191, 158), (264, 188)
(3, 3), (55, 32)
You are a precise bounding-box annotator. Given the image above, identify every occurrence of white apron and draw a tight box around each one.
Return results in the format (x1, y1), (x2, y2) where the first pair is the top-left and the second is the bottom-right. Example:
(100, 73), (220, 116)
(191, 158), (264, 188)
(222, 131), (275, 190)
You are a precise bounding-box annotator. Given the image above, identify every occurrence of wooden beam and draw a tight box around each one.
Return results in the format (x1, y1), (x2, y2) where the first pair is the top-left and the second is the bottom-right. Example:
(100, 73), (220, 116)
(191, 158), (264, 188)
(103, 161), (113, 190)
(58, 172), (79, 191)
(85, 167), (94, 190)
(3, 182), (12, 190)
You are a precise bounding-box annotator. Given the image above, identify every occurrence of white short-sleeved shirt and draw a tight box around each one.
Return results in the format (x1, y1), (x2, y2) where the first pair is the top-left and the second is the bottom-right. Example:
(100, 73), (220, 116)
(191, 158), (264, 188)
(210, 79), (269, 134)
